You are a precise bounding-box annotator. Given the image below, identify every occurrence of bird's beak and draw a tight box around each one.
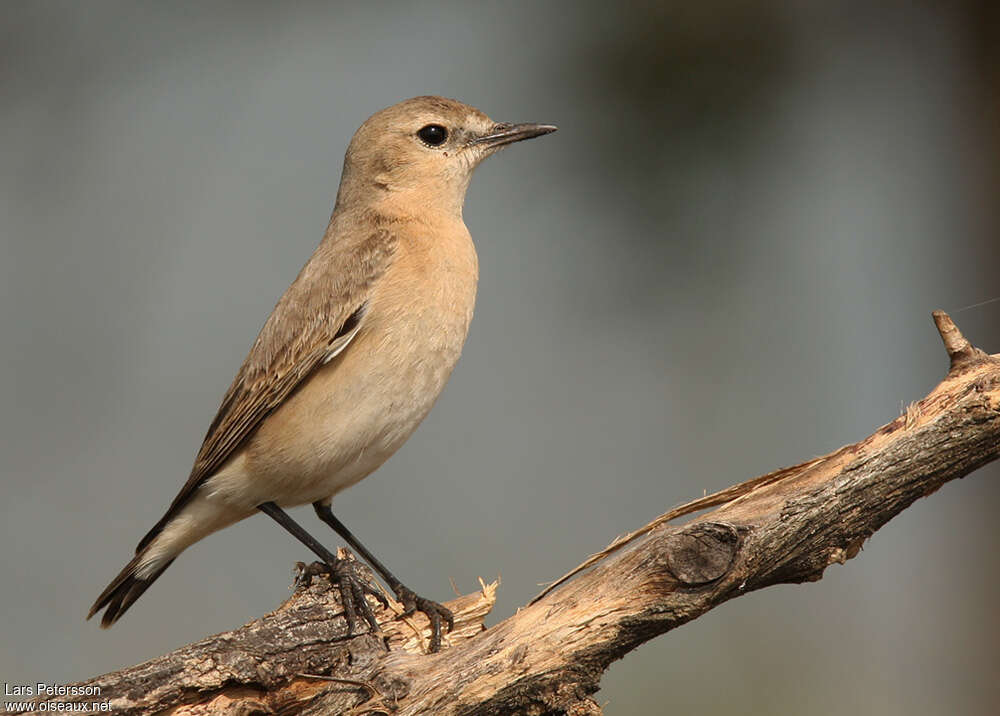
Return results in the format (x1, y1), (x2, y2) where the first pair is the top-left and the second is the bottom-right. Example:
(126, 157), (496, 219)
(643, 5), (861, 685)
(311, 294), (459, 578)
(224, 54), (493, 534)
(473, 122), (558, 149)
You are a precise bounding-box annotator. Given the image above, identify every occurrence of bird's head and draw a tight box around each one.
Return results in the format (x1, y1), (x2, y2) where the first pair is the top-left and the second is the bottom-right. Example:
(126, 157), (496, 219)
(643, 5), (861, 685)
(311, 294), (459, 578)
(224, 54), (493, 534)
(337, 96), (556, 216)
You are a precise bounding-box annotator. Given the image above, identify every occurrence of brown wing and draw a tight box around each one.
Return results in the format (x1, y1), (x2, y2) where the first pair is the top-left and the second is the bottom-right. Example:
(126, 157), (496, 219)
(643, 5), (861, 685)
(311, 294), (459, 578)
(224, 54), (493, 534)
(136, 228), (396, 553)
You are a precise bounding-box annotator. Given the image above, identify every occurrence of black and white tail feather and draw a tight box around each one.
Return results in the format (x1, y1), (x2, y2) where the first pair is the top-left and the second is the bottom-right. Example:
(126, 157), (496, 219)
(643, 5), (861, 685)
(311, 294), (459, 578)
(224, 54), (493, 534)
(87, 549), (176, 628)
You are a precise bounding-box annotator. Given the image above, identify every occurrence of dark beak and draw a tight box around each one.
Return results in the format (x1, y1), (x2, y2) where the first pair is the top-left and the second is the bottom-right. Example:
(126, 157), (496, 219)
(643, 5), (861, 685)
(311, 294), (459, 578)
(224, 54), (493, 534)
(473, 122), (558, 149)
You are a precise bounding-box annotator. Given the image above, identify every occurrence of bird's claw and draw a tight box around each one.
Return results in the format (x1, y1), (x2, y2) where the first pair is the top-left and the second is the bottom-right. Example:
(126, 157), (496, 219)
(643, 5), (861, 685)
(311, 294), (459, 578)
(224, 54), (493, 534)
(393, 584), (454, 652)
(295, 560), (388, 636)
(293, 560), (328, 590)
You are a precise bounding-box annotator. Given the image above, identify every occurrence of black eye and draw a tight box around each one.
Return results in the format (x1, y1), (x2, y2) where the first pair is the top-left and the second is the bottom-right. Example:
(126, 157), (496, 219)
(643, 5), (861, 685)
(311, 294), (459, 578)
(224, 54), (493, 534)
(417, 124), (448, 146)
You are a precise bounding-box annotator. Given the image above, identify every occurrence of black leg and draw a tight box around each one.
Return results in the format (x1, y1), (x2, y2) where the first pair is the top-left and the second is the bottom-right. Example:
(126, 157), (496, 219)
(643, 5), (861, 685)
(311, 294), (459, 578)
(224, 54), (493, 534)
(257, 502), (386, 636)
(312, 501), (454, 652)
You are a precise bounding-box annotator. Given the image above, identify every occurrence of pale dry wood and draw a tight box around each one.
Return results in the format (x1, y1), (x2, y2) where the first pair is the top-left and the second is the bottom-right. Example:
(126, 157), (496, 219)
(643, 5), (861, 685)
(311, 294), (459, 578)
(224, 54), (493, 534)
(37, 312), (999, 715)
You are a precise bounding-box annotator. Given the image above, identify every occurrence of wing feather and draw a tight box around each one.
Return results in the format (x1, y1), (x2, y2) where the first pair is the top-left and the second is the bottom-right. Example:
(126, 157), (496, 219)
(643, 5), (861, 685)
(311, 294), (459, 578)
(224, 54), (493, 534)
(136, 228), (396, 553)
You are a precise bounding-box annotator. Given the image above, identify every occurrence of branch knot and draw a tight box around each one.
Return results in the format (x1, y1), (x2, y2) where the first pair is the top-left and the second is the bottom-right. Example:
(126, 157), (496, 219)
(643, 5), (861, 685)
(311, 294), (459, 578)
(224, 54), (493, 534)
(664, 522), (739, 585)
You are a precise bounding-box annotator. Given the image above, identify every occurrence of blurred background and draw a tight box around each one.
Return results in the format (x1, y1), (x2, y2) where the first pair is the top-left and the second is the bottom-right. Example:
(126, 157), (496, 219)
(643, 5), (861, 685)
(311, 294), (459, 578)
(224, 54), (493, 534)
(2, 1), (998, 713)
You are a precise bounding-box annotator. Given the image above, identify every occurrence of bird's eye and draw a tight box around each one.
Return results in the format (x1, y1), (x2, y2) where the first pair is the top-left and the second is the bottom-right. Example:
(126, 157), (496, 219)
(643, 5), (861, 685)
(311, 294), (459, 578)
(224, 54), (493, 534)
(417, 124), (448, 146)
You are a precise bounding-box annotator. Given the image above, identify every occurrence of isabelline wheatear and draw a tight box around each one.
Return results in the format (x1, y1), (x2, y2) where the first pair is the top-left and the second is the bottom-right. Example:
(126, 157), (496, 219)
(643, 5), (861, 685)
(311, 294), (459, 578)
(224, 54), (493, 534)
(88, 96), (556, 651)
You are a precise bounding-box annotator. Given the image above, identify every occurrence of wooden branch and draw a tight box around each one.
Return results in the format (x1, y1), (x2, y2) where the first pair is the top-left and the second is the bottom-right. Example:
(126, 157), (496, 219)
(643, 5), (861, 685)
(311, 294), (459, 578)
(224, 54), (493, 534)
(35, 312), (1000, 716)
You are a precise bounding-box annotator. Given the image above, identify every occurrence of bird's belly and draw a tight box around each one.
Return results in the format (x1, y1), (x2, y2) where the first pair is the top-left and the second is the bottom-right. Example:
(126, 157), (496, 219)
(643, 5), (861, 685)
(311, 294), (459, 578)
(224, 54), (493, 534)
(204, 223), (478, 511)
(219, 313), (467, 508)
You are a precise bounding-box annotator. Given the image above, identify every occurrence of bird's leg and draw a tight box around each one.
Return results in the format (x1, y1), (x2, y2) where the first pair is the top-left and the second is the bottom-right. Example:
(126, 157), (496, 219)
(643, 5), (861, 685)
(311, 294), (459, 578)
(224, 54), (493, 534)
(257, 502), (387, 637)
(313, 501), (455, 652)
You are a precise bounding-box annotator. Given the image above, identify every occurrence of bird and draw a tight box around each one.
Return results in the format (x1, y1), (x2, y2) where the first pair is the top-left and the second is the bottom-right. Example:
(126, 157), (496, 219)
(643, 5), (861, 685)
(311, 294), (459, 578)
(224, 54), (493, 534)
(88, 96), (556, 652)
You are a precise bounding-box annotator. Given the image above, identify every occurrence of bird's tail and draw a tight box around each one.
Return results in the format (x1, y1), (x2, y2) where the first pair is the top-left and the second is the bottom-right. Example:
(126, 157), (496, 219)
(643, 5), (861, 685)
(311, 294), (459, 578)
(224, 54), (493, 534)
(87, 549), (176, 628)
(88, 492), (248, 626)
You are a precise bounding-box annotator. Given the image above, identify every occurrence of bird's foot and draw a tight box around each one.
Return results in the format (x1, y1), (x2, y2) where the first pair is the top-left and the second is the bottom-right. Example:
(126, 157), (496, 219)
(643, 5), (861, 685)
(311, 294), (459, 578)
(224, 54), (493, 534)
(392, 583), (454, 652)
(295, 560), (389, 638)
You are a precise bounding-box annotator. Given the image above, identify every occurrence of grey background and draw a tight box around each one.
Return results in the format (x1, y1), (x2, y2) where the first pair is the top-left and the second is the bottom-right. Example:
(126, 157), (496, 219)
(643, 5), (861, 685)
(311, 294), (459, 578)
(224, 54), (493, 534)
(2, 1), (998, 714)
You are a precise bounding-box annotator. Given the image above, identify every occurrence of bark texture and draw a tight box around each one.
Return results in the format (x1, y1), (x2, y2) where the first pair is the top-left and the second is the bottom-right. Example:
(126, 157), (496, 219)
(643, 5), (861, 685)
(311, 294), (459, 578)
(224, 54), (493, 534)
(33, 312), (1000, 715)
